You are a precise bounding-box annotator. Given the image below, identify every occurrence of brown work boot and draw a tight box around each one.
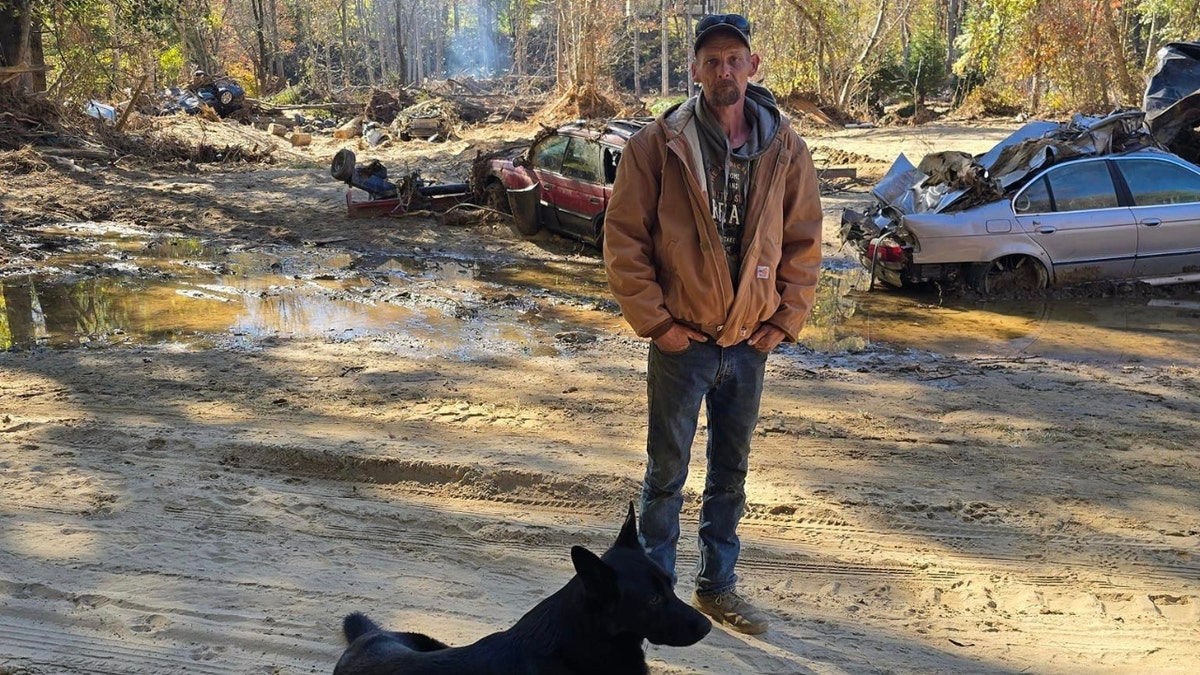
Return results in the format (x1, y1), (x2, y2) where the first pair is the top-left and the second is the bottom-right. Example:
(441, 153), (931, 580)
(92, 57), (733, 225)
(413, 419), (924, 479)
(692, 589), (769, 635)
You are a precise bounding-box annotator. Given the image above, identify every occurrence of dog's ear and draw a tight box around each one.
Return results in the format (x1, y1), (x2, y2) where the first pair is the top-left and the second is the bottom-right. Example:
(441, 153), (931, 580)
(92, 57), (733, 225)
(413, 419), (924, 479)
(615, 501), (640, 549)
(571, 545), (619, 603)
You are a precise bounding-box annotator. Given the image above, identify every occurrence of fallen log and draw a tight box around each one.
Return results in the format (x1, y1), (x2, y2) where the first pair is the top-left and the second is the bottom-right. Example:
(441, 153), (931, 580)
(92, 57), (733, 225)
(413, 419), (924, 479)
(40, 148), (117, 161)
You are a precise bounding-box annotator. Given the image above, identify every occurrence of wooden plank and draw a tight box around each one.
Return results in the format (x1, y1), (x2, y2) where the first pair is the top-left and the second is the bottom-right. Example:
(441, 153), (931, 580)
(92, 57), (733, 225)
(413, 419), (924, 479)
(115, 74), (150, 132)
(788, 97), (842, 129)
(818, 167), (857, 179)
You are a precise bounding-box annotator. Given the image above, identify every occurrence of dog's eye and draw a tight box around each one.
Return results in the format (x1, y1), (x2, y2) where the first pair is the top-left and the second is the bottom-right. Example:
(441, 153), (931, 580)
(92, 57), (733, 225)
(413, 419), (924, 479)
(648, 594), (663, 607)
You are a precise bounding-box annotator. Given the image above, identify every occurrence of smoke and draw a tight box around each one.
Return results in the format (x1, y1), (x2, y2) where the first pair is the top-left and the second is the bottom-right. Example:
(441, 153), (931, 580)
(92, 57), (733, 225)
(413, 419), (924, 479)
(445, 4), (510, 77)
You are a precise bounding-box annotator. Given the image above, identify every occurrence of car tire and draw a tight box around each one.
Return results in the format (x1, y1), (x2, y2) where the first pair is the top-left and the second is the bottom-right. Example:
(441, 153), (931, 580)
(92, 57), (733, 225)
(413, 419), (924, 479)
(969, 255), (1048, 295)
(484, 180), (510, 214)
(330, 149), (356, 182)
(219, 90), (234, 106)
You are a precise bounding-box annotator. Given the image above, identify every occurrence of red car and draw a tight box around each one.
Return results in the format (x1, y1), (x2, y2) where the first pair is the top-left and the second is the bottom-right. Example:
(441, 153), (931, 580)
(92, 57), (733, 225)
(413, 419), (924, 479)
(475, 118), (652, 247)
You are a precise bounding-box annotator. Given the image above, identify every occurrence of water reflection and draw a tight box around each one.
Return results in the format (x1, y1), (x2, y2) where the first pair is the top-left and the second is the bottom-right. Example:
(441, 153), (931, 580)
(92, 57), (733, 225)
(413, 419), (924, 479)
(804, 270), (1200, 366)
(4, 226), (1199, 366)
(0, 275), (414, 349)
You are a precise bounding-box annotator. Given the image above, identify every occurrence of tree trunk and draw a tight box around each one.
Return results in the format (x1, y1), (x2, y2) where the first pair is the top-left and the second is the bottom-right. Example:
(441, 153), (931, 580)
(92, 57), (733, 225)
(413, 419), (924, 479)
(945, 0), (960, 89)
(356, 0), (376, 86)
(661, 0), (668, 95)
(3, 0), (46, 91)
(435, 0), (446, 77)
(783, 0), (831, 101)
(18, 0), (33, 88)
(395, 0), (408, 83)
(837, 0), (888, 108)
(269, 0), (285, 89)
(1, 3), (24, 91)
(251, 0), (271, 93)
(1100, 0), (1139, 106)
(340, 0), (350, 86)
(174, 1), (216, 78)
(631, 1), (640, 97)
(513, 0), (528, 76)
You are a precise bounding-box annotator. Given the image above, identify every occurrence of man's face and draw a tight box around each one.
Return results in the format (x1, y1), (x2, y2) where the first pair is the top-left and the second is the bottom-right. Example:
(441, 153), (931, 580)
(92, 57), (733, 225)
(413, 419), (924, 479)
(691, 33), (760, 108)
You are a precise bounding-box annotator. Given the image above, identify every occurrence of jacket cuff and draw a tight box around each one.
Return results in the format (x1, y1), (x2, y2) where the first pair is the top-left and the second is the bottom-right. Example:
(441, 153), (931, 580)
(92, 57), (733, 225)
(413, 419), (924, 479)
(646, 318), (676, 340)
(766, 319), (797, 343)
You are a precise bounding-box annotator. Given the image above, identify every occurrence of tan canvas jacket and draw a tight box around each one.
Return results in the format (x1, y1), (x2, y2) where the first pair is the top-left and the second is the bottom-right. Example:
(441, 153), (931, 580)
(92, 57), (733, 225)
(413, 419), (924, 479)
(603, 97), (823, 347)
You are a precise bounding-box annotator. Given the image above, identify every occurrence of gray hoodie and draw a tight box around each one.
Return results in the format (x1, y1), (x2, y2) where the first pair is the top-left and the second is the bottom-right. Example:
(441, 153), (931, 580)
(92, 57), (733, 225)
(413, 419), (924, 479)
(693, 82), (783, 280)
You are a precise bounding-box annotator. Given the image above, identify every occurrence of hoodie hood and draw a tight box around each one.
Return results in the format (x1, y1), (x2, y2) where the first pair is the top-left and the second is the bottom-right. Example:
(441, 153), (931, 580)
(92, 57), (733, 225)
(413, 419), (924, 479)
(732, 81), (782, 159)
(661, 82), (782, 149)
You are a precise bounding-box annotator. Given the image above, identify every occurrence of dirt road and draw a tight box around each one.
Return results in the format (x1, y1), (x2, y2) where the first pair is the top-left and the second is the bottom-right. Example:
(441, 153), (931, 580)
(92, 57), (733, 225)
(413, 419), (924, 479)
(2, 117), (1198, 674)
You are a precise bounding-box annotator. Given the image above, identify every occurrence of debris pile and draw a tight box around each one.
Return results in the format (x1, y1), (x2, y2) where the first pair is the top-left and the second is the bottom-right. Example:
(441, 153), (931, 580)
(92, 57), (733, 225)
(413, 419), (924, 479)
(393, 100), (459, 142)
(0, 89), (64, 150)
(869, 110), (1153, 216)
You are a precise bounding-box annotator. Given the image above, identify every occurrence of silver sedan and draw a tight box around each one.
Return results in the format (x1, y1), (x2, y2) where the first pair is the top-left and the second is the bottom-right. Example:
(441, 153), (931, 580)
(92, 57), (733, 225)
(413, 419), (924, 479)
(842, 116), (1200, 294)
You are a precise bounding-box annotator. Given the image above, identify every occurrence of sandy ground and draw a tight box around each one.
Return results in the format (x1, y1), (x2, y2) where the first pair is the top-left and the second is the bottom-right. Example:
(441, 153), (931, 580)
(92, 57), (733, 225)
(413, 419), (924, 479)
(2, 113), (1199, 675)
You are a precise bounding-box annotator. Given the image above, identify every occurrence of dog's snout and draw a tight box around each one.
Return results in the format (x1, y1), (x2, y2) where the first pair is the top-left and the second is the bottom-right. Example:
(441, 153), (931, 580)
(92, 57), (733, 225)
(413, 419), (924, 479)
(686, 610), (710, 638)
(646, 599), (712, 646)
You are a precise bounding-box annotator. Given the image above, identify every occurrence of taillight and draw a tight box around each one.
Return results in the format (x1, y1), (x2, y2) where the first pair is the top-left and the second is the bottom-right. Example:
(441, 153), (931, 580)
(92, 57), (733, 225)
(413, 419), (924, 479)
(866, 240), (906, 263)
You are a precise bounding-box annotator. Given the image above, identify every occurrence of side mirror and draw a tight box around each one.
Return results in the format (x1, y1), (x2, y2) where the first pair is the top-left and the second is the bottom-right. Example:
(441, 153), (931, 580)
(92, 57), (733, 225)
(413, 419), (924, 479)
(513, 154), (529, 168)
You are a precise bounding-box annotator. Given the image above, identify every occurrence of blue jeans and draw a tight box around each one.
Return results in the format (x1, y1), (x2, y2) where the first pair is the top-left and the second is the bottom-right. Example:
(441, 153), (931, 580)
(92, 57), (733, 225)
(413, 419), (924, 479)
(640, 339), (768, 595)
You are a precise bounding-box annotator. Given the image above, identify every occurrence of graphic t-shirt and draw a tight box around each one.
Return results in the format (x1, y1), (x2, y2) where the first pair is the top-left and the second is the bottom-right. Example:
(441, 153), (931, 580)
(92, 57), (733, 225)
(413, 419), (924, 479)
(705, 149), (750, 282)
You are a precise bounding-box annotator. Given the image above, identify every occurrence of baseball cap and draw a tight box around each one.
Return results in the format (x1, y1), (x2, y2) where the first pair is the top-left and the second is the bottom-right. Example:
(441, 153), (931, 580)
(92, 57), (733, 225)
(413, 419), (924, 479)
(693, 13), (751, 53)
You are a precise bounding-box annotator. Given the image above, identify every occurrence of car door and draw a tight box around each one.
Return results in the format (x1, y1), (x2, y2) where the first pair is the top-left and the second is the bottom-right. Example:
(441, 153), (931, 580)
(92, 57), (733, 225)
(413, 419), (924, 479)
(520, 134), (571, 234)
(551, 137), (607, 241)
(1012, 158), (1137, 283)
(1111, 155), (1200, 279)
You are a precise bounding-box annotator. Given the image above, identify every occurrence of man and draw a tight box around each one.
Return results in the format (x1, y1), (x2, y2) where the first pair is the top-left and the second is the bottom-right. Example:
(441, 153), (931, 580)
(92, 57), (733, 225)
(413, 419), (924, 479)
(603, 13), (822, 635)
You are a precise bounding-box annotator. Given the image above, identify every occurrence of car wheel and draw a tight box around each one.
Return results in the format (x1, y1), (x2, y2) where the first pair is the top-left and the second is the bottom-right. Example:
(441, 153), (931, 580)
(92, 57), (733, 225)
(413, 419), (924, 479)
(330, 149), (356, 182)
(970, 255), (1048, 295)
(484, 180), (510, 214)
(218, 90), (234, 106)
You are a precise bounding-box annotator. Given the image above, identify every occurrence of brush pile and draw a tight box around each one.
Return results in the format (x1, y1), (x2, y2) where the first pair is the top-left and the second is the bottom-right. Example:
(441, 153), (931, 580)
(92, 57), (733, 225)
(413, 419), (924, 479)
(0, 89), (277, 167)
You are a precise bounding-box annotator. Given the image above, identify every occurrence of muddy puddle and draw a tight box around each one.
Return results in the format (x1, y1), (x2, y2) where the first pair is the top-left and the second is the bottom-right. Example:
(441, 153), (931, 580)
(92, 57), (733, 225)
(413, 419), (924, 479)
(810, 269), (1200, 366)
(3, 222), (1199, 365)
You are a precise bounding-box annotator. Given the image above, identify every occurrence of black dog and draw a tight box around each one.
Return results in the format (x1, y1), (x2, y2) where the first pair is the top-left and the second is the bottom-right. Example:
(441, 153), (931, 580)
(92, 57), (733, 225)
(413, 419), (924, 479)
(333, 503), (711, 674)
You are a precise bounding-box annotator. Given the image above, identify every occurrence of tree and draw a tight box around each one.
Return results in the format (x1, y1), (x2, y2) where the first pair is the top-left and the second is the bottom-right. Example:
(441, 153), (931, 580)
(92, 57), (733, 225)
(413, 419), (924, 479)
(1, 0), (48, 92)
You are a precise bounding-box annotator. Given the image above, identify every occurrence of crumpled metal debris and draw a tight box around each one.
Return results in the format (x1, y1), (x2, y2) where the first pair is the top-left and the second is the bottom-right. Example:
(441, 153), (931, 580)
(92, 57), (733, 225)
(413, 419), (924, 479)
(391, 100), (457, 142)
(1144, 41), (1200, 163)
(876, 110), (1157, 216)
(362, 120), (391, 147)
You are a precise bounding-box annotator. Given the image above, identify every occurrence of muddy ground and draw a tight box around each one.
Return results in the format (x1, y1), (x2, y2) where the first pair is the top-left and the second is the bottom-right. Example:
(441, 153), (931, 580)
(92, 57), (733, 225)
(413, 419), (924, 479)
(1, 115), (1199, 675)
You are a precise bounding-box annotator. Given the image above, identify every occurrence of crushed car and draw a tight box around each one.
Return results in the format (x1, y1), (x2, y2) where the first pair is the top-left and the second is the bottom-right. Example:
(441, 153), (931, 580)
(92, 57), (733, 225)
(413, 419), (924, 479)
(330, 149), (474, 218)
(472, 118), (653, 246)
(842, 42), (1200, 295)
(182, 70), (247, 118)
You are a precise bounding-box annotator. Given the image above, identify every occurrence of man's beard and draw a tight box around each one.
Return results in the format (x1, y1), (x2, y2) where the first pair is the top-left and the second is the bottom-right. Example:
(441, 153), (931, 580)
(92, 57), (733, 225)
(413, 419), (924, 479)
(706, 81), (742, 107)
